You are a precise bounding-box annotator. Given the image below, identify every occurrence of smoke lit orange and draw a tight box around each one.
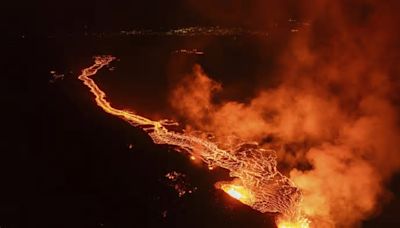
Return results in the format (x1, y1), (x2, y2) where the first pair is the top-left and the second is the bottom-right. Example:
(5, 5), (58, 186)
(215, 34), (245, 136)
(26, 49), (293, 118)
(78, 55), (307, 226)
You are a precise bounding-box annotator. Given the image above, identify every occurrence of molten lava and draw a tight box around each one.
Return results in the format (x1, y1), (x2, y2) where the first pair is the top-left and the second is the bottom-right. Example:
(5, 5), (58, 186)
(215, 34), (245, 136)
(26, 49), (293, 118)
(78, 55), (307, 226)
(220, 183), (254, 205)
(277, 218), (310, 228)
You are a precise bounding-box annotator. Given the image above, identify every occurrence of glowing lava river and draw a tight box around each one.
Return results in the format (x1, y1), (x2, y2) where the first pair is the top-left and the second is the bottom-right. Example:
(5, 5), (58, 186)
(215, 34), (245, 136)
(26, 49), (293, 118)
(78, 55), (309, 228)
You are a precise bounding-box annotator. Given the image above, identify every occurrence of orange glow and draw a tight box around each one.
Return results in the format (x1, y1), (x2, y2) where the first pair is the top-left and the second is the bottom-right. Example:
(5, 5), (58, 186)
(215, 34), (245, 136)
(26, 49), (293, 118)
(220, 184), (254, 205)
(277, 218), (310, 228)
(78, 56), (303, 220)
(77, 2), (400, 225)
(166, 2), (400, 227)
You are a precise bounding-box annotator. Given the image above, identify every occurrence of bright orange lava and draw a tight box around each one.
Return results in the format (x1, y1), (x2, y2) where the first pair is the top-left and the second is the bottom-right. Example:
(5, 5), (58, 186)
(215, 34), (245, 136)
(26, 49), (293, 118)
(220, 184), (254, 205)
(277, 217), (310, 228)
(78, 55), (307, 226)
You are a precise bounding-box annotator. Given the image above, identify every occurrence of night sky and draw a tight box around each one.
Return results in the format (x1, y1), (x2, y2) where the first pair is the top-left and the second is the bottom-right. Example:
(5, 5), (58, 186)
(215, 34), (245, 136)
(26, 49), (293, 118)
(3, 1), (400, 227)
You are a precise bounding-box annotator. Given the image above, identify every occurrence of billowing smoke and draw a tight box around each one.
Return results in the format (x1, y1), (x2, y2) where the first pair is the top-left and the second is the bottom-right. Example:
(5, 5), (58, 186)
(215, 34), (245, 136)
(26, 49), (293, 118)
(169, 0), (400, 227)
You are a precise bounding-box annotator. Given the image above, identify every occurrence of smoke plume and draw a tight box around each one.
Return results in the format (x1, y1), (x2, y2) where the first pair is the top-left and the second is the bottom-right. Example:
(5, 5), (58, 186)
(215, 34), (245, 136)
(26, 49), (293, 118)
(170, 0), (400, 227)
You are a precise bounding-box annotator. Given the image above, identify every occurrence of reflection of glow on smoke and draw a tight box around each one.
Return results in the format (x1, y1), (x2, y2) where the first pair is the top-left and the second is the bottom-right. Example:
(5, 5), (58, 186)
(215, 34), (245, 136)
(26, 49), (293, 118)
(78, 55), (307, 225)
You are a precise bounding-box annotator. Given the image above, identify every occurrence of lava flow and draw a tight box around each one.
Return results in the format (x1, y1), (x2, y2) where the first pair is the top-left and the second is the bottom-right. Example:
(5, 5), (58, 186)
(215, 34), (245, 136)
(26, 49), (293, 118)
(220, 183), (255, 205)
(276, 218), (310, 228)
(78, 55), (308, 227)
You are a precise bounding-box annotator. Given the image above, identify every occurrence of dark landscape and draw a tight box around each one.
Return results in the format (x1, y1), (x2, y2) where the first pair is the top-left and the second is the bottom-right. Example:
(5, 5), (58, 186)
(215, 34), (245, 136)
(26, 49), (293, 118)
(3, 1), (400, 227)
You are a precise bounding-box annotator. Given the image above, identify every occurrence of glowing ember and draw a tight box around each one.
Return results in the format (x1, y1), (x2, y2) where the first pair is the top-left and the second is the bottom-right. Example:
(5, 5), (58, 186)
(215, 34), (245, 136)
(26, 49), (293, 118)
(78, 55), (306, 224)
(164, 171), (197, 197)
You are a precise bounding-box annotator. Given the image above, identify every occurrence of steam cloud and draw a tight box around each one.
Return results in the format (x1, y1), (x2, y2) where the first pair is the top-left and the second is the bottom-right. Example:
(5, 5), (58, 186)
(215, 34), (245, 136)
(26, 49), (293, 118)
(169, 0), (400, 227)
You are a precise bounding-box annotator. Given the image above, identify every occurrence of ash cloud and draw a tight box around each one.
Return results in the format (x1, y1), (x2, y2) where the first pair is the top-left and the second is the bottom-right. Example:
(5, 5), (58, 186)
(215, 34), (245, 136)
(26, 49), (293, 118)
(169, 0), (400, 227)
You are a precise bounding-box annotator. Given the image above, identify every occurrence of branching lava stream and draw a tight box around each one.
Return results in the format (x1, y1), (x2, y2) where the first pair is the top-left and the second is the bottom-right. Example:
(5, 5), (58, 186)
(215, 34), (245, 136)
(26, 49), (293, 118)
(78, 55), (308, 227)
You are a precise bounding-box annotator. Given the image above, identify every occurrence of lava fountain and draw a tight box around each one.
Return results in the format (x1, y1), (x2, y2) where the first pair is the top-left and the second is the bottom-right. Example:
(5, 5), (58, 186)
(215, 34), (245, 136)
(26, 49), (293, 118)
(78, 55), (308, 227)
